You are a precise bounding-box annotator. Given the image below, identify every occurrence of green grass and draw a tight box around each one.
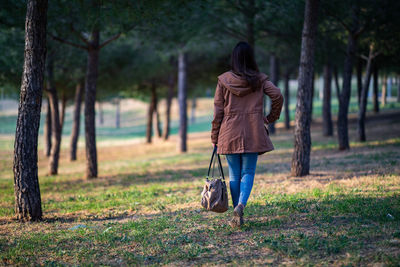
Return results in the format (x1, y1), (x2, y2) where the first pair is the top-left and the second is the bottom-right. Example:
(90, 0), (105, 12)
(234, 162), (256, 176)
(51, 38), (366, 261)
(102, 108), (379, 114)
(1, 181), (399, 265)
(1, 98), (400, 265)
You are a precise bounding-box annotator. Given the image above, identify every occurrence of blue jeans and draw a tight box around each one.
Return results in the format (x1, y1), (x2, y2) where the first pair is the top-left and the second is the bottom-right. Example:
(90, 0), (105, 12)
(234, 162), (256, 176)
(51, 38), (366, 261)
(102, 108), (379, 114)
(225, 153), (258, 208)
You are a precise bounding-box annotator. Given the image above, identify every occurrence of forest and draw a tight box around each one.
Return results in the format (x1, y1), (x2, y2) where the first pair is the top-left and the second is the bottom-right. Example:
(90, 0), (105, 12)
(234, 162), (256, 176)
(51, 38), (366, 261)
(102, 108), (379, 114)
(0, 0), (400, 265)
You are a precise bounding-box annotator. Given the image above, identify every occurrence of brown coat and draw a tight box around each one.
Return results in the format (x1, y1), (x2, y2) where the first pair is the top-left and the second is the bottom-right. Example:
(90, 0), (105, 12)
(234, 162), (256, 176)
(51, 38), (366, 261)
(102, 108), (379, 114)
(211, 71), (284, 155)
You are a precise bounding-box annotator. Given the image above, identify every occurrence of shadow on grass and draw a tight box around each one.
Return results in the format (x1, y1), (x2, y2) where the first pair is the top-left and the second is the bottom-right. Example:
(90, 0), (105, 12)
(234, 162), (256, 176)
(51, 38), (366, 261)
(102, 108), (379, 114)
(235, 194), (400, 262)
(39, 156), (293, 194)
(39, 136), (400, 196)
(1, 194), (399, 266)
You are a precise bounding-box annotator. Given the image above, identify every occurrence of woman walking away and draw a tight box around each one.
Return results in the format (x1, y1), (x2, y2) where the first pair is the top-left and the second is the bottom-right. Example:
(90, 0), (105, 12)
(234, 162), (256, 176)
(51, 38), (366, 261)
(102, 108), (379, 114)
(211, 41), (283, 228)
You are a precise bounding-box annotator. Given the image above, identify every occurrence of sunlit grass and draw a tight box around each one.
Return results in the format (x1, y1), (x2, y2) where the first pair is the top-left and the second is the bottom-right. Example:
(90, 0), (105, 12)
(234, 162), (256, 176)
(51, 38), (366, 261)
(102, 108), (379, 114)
(0, 100), (399, 265)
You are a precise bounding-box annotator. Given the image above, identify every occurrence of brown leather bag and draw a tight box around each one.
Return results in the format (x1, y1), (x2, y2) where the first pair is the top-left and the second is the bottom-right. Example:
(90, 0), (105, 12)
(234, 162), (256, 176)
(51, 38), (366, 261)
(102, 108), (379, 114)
(201, 146), (229, 213)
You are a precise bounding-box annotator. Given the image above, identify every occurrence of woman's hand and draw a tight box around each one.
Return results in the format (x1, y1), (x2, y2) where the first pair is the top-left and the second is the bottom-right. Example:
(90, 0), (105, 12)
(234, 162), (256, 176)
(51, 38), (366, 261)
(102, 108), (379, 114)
(263, 117), (270, 125)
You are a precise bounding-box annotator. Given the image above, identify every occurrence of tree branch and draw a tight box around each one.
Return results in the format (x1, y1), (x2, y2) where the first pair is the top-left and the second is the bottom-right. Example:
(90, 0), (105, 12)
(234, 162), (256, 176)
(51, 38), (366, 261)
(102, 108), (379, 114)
(70, 24), (90, 46)
(372, 51), (381, 58)
(358, 51), (380, 61)
(354, 24), (365, 38)
(99, 33), (121, 49)
(323, 7), (351, 33)
(333, 65), (342, 102)
(259, 29), (298, 41)
(48, 33), (88, 50)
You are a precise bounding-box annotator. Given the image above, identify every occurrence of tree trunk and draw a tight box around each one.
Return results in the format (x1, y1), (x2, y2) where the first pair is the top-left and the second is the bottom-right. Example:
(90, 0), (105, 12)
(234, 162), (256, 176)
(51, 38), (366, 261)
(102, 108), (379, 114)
(291, 0), (319, 177)
(146, 84), (156, 143)
(154, 108), (161, 138)
(333, 65), (340, 98)
(13, 0), (47, 221)
(372, 63), (379, 113)
(397, 76), (400, 102)
(322, 64), (333, 136)
(337, 34), (356, 150)
(43, 97), (51, 157)
(152, 87), (162, 138)
(163, 73), (174, 140)
(268, 54), (279, 134)
(178, 51), (188, 152)
(337, 6), (359, 151)
(357, 45), (374, 142)
(84, 30), (99, 179)
(46, 52), (61, 176)
(115, 98), (120, 129)
(70, 81), (83, 161)
(310, 70), (315, 121)
(284, 70), (290, 129)
(190, 96), (196, 124)
(381, 75), (387, 106)
(59, 92), (66, 133)
(356, 57), (363, 105)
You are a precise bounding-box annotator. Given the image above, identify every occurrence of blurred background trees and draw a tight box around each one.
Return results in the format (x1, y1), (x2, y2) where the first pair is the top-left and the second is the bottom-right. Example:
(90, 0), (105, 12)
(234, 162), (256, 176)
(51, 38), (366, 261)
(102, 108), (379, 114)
(1, 0), (400, 220)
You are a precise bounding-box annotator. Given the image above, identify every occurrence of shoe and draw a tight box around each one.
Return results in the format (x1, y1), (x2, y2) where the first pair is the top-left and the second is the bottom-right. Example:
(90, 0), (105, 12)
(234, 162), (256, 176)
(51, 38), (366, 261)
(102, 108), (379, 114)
(229, 203), (245, 228)
(228, 216), (244, 228)
(234, 203), (244, 218)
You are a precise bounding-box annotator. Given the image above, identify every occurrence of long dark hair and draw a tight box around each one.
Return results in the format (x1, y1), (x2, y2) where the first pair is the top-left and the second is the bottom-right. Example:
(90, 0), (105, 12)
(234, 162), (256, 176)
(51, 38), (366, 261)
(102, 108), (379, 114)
(231, 41), (260, 91)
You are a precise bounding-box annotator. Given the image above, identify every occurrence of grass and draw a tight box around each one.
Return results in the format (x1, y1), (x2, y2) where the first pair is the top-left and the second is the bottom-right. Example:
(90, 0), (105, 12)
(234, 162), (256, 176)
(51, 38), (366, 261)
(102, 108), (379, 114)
(0, 99), (400, 265)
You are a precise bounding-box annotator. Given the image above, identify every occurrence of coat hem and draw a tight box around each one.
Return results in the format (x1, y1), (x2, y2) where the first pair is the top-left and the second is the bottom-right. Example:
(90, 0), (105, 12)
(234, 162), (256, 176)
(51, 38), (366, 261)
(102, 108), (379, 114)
(217, 147), (274, 155)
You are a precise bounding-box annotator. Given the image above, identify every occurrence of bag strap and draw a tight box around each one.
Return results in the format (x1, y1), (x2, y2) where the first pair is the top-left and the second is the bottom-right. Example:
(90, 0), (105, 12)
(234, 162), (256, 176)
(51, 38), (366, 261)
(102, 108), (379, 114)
(216, 150), (225, 181)
(206, 146), (225, 181)
(207, 146), (217, 178)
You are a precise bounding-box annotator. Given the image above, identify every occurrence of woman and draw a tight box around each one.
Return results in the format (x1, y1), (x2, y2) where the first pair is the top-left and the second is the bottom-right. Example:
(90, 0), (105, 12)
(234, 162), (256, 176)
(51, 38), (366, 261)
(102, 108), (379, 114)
(211, 41), (284, 228)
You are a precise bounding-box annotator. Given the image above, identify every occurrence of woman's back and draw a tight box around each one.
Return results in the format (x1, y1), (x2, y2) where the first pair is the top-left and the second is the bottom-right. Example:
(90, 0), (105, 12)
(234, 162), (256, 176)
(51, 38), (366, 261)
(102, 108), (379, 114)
(217, 71), (267, 114)
(211, 70), (283, 155)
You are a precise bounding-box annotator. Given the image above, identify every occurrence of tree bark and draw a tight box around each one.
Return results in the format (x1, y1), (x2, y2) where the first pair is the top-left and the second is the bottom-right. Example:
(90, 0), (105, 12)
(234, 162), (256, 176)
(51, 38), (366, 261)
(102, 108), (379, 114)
(284, 70), (290, 129)
(268, 54), (279, 134)
(333, 65), (340, 98)
(397, 76), (400, 102)
(356, 57), (363, 105)
(322, 64), (333, 136)
(357, 45), (375, 142)
(146, 84), (156, 143)
(381, 75), (387, 106)
(190, 96), (196, 124)
(178, 51), (188, 152)
(337, 6), (359, 151)
(46, 52), (61, 176)
(70, 81), (83, 161)
(59, 92), (67, 132)
(154, 108), (161, 138)
(115, 98), (120, 129)
(163, 73), (175, 140)
(152, 87), (162, 138)
(291, 0), (319, 177)
(372, 63), (379, 113)
(43, 97), (51, 157)
(84, 30), (99, 179)
(13, 0), (47, 221)
(310, 69), (315, 122)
